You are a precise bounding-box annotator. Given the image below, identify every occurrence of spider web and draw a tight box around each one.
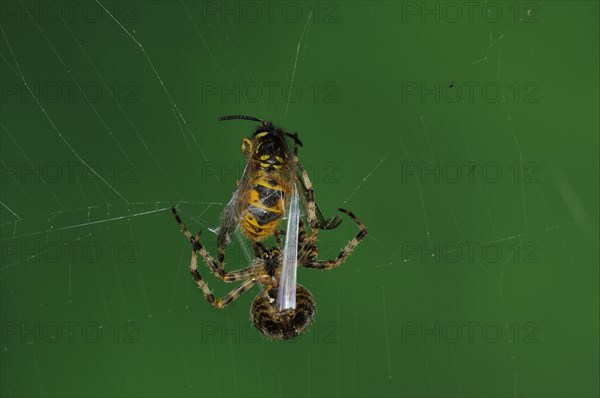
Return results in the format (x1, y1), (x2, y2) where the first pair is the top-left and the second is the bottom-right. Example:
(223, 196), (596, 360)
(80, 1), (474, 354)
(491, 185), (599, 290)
(1, 1), (598, 398)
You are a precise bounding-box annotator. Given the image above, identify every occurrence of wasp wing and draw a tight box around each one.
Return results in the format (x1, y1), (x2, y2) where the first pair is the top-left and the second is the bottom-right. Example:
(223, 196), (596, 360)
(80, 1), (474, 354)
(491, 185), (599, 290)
(212, 160), (254, 248)
(234, 227), (254, 265)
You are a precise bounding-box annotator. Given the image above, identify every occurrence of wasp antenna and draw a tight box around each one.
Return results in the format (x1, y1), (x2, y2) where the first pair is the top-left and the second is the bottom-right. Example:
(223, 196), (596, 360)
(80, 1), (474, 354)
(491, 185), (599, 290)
(218, 115), (265, 123)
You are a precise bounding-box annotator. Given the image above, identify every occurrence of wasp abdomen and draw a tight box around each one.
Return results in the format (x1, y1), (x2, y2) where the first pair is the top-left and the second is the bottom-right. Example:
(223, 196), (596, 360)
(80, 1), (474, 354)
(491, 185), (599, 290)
(241, 176), (287, 241)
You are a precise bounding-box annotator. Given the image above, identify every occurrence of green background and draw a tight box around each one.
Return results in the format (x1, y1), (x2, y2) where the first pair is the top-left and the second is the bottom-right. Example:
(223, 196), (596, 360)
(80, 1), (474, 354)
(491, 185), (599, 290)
(1, 1), (598, 397)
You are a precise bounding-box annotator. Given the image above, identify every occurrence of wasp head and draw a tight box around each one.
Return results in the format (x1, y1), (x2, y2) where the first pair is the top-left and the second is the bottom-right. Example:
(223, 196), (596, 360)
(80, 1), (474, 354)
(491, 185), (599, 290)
(242, 126), (288, 170)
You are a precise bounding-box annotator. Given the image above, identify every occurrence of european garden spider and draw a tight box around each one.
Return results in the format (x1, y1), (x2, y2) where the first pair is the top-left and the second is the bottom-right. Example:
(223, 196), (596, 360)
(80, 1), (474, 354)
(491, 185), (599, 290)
(171, 207), (367, 340)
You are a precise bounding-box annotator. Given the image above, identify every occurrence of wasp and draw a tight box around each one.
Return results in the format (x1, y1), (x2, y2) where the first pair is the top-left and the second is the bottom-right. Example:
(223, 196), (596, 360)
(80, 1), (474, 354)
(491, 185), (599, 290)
(212, 115), (341, 268)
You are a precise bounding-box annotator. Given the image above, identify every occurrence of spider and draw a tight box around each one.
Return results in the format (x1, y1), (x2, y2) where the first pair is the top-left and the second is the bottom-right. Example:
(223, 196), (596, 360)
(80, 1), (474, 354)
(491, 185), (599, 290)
(171, 206), (367, 340)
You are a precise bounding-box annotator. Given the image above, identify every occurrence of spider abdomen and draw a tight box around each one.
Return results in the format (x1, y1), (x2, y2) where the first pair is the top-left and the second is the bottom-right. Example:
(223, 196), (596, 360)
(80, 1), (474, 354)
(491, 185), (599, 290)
(251, 285), (316, 340)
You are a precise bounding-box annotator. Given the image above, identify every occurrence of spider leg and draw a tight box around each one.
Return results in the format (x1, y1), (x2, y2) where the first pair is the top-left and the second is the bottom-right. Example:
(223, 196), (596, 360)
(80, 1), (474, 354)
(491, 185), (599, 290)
(217, 247), (225, 271)
(172, 206), (195, 244)
(298, 217), (319, 262)
(298, 217), (307, 243)
(192, 230), (255, 282)
(172, 207), (252, 282)
(191, 247), (256, 308)
(188, 232), (257, 308)
(303, 208), (367, 270)
(274, 219), (305, 248)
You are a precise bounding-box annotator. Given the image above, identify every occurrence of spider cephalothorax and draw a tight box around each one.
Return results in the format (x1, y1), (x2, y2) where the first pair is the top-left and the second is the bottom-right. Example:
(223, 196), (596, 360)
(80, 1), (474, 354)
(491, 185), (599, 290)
(262, 247), (281, 277)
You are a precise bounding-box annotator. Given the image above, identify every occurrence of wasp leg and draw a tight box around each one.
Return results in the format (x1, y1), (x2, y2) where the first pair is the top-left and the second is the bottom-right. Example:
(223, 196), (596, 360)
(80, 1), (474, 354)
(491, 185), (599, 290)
(253, 241), (267, 257)
(274, 229), (286, 248)
(292, 154), (318, 229)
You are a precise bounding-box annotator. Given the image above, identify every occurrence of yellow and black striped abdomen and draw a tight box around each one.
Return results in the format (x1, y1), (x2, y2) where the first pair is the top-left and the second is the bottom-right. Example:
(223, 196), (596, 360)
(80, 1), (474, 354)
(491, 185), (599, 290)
(241, 176), (288, 241)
